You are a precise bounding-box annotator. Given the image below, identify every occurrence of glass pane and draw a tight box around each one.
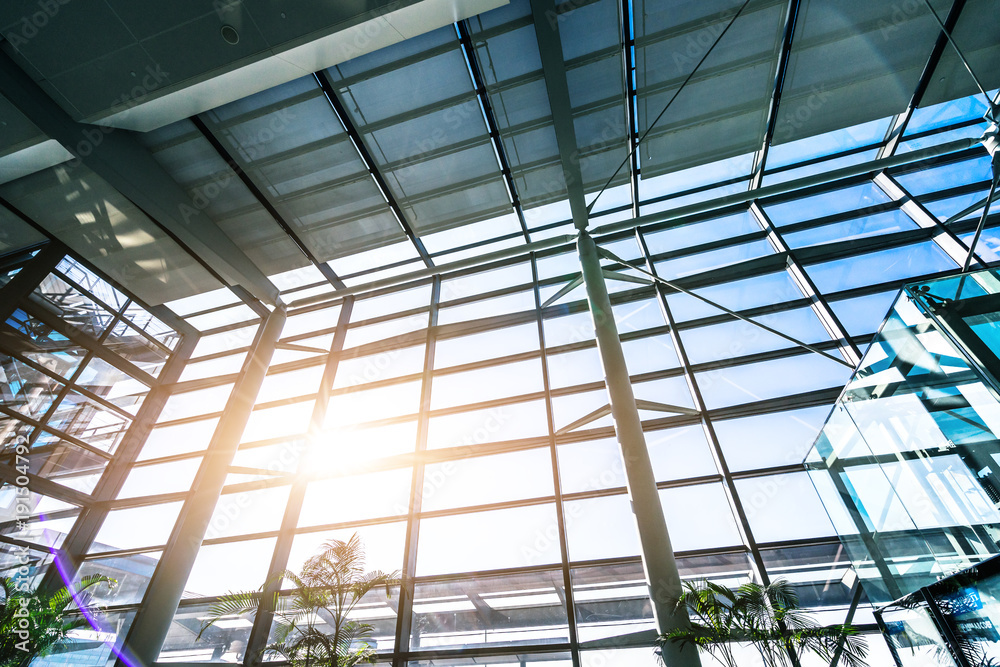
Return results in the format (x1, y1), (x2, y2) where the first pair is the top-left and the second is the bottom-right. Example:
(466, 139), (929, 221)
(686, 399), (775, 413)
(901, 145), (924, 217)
(298, 468), (412, 527)
(0, 354), (62, 420)
(46, 390), (132, 454)
(416, 504), (561, 575)
(159, 601), (249, 662)
(118, 457), (202, 499)
(696, 353), (852, 409)
(565, 494), (641, 561)
(715, 406), (832, 472)
(310, 419), (418, 471)
(105, 320), (171, 378)
(736, 472), (838, 542)
(206, 485), (291, 539)
(12, 436), (108, 494)
(0, 486), (78, 550)
(281, 304), (342, 338)
(139, 418), (218, 460)
(434, 322), (540, 369)
(90, 501), (183, 552)
(76, 551), (161, 606)
(431, 358), (544, 410)
(241, 400), (315, 443)
(75, 355), (149, 414)
(182, 537), (277, 597)
(421, 448), (554, 512)
(255, 364), (325, 404)
(426, 400), (549, 449)
(31, 273), (116, 339)
(411, 571), (569, 651)
(158, 384), (234, 423)
(333, 345), (425, 388)
(660, 483), (743, 550)
(326, 381), (421, 426)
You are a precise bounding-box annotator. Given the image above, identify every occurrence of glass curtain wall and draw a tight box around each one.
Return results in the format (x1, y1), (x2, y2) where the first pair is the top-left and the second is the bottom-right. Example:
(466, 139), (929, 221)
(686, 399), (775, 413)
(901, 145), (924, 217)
(0, 244), (186, 667)
(26, 133), (994, 665)
(0, 2), (995, 664)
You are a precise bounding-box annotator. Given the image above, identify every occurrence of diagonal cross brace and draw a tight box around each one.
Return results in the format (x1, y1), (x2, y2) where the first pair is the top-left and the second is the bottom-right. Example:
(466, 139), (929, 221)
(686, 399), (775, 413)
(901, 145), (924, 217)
(594, 244), (855, 368)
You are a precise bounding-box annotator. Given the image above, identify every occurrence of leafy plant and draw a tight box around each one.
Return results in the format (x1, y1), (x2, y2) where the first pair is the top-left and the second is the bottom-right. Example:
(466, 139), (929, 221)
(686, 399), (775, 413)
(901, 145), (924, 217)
(0, 574), (115, 666)
(655, 578), (868, 667)
(199, 533), (399, 667)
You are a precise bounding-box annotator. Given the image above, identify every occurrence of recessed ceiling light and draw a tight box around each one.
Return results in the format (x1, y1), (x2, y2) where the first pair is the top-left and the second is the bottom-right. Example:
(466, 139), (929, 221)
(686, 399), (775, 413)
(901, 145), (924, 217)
(221, 25), (240, 45)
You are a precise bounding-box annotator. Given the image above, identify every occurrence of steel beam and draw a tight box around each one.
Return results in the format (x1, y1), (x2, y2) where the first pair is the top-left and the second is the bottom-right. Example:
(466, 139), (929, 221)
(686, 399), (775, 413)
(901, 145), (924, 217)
(392, 276), (440, 665)
(880, 0), (969, 157)
(457, 21), (531, 242)
(529, 0), (589, 229)
(190, 116), (347, 290)
(749, 0), (802, 188)
(313, 70), (434, 267)
(115, 306), (286, 667)
(0, 51), (280, 306)
(243, 298), (354, 661)
(577, 229), (700, 666)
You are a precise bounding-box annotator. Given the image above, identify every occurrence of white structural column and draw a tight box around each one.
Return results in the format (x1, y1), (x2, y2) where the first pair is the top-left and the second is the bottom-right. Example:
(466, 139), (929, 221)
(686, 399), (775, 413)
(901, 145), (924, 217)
(577, 229), (700, 667)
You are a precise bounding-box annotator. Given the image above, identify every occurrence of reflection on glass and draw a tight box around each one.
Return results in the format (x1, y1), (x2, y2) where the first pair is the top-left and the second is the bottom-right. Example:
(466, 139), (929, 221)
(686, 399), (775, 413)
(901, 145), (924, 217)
(159, 601), (251, 662)
(76, 551), (162, 606)
(45, 389), (132, 454)
(104, 320), (171, 378)
(0, 353), (62, 420)
(30, 273), (115, 340)
(411, 570), (569, 651)
(75, 355), (149, 415)
(6, 433), (109, 494)
(90, 501), (183, 553)
(0, 485), (79, 549)
(807, 273), (1000, 605)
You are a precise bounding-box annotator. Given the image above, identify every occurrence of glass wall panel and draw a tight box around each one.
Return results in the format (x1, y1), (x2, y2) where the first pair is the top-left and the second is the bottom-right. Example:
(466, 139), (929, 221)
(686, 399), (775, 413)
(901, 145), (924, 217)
(90, 502), (183, 553)
(430, 359), (544, 410)
(426, 400), (549, 449)
(411, 570), (570, 651)
(334, 345), (425, 388)
(298, 467), (412, 527)
(416, 504), (561, 575)
(182, 537), (278, 598)
(434, 322), (540, 368)
(420, 448), (554, 512)
(117, 457), (203, 499)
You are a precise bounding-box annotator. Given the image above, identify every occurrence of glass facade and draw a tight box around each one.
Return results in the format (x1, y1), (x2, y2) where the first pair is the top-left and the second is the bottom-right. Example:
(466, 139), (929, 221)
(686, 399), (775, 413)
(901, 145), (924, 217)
(0, 1), (995, 666)
(807, 269), (1000, 610)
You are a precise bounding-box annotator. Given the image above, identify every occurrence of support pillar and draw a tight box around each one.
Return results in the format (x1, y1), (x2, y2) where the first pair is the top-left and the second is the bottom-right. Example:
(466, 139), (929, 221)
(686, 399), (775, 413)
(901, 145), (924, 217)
(576, 230), (700, 667)
(115, 306), (287, 666)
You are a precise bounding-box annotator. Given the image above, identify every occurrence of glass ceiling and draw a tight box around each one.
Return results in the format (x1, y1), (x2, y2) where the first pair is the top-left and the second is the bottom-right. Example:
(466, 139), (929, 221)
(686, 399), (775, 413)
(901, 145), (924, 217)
(0, 0), (998, 665)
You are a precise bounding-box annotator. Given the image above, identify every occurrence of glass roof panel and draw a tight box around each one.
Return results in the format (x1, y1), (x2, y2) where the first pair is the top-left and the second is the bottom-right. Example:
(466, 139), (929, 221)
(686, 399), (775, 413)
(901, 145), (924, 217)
(634, 0), (786, 177)
(202, 78), (406, 262)
(327, 27), (512, 236)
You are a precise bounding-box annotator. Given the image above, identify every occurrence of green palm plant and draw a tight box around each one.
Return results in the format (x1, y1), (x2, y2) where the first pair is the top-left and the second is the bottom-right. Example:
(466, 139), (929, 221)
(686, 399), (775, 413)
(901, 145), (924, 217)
(198, 533), (399, 667)
(0, 574), (116, 666)
(655, 578), (869, 667)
